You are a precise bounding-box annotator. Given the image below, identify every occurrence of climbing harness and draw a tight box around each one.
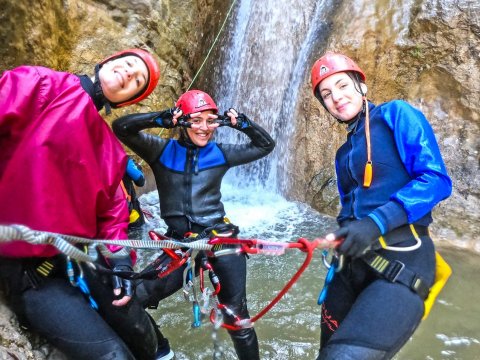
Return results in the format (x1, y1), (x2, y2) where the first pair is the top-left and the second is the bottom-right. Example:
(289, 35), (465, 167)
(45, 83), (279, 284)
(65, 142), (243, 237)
(316, 224), (452, 321)
(146, 230), (192, 279)
(362, 225), (433, 301)
(361, 251), (430, 300)
(361, 247), (452, 319)
(377, 224), (422, 252)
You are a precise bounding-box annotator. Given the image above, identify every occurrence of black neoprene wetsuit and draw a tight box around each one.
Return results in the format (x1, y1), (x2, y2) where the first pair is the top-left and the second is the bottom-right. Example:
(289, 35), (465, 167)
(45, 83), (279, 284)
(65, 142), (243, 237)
(113, 112), (275, 360)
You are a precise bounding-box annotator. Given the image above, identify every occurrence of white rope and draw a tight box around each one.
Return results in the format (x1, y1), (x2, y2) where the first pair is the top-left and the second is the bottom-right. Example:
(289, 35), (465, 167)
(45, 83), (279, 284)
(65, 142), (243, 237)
(0, 224), (213, 263)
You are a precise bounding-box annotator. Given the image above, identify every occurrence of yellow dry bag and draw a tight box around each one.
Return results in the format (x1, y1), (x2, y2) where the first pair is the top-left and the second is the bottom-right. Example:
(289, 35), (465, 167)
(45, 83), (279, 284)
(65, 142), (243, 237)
(423, 251), (452, 320)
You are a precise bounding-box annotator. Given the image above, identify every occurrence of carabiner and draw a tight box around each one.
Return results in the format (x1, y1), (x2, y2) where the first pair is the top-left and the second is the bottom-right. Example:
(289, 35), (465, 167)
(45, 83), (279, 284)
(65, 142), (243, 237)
(322, 250), (344, 273)
(200, 258), (221, 296)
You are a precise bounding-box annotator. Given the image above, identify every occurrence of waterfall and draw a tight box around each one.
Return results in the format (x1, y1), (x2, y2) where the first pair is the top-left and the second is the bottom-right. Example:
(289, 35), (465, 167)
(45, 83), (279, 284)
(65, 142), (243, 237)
(210, 0), (335, 194)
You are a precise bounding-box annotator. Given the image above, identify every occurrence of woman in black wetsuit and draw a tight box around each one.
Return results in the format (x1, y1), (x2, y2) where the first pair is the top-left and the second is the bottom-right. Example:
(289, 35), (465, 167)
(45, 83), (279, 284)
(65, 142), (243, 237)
(113, 89), (275, 360)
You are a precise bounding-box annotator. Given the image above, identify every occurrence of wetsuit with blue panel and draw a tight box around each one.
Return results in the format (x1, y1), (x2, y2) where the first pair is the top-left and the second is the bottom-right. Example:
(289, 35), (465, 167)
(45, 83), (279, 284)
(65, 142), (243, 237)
(113, 110), (275, 360)
(318, 100), (452, 359)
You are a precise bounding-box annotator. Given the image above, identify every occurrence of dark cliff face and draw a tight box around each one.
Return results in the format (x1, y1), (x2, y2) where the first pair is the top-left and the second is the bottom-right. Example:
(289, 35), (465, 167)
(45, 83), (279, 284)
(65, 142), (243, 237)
(0, 0), (228, 357)
(293, 0), (479, 249)
(0, 0), (231, 115)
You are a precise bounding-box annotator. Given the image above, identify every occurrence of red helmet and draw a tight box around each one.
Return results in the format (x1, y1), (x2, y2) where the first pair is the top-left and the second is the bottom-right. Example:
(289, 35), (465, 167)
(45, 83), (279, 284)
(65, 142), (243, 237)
(175, 90), (218, 115)
(99, 48), (161, 108)
(311, 52), (366, 96)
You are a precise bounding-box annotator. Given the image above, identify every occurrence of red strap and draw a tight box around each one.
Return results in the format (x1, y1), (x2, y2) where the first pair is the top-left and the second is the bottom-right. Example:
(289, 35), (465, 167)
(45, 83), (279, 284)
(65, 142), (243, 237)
(148, 230), (189, 278)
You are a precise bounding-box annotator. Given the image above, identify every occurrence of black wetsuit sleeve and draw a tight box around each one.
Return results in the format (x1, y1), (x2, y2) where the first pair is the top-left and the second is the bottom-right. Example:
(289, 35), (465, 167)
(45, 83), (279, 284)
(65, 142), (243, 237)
(221, 120), (275, 166)
(112, 112), (169, 164)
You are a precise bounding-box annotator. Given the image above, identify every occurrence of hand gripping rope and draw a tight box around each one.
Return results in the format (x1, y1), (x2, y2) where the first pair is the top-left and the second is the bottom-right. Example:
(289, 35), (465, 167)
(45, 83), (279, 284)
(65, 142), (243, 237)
(0, 224), (339, 330)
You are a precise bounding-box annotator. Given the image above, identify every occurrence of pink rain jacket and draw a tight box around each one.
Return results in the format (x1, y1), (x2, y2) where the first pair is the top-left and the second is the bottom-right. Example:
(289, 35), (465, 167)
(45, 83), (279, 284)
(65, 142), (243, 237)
(0, 66), (129, 258)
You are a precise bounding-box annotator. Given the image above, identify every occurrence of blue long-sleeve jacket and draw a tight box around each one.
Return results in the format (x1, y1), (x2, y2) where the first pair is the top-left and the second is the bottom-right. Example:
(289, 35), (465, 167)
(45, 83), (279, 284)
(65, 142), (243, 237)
(336, 100), (452, 234)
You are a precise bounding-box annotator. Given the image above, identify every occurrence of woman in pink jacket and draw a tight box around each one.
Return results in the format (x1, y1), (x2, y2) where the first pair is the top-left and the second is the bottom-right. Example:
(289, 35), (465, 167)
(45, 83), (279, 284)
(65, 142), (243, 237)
(0, 49), (172, 360)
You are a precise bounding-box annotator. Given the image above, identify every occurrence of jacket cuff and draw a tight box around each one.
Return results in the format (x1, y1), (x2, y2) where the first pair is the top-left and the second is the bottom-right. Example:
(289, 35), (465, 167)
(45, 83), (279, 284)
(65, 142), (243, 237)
(368, 201), (408, 235)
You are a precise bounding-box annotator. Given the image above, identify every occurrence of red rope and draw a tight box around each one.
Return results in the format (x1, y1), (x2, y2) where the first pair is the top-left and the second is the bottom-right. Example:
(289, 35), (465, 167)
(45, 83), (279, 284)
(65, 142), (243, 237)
(146, 231), (339, 331)
(211, 237), (338, 331)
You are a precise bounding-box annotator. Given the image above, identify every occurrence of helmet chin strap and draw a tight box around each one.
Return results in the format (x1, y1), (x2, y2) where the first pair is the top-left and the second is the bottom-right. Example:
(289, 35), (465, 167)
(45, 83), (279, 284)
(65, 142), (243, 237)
(93, 64), (112, 115)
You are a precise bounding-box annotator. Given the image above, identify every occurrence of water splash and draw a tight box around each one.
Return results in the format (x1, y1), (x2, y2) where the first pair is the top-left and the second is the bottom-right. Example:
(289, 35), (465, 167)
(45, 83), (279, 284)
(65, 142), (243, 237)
(139, 184), (335, 242)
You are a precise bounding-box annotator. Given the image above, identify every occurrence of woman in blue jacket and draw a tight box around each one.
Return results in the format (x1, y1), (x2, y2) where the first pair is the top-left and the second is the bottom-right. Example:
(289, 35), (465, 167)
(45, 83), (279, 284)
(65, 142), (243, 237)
(113, 89), (275, 360)
(310, 52), (452, 359)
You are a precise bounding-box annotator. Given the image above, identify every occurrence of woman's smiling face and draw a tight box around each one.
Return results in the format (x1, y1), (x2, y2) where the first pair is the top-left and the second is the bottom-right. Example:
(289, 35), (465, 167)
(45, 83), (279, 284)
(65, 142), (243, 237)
(99, 55), (148, 104)
(186, 110), (219, 147)
(319, 72), (365, 122)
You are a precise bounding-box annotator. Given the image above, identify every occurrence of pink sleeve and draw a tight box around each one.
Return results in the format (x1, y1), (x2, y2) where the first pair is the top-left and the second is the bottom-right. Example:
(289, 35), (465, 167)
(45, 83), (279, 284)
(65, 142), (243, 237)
(97, 185), (137, 265)
(0, 67), (45, 136)
(97, 185), (129, 241)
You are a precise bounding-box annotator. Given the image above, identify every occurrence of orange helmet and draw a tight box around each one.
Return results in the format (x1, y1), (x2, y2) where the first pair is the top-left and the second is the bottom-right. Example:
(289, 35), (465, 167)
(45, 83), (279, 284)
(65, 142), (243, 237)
(311, 52), (366, 97)
(175, 90), (218, 115)
(99, 48), (160, 108)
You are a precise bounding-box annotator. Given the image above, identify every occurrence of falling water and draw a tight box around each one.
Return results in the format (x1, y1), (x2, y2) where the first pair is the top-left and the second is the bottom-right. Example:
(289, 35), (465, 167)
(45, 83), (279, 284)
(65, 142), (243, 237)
(210, 0), (334, 193)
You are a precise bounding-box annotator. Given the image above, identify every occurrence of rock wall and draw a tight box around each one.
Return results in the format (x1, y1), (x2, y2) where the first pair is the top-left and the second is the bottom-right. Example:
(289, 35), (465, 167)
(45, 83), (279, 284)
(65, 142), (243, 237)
(292, 0), (480, 250)
(0, 0), (229, 357)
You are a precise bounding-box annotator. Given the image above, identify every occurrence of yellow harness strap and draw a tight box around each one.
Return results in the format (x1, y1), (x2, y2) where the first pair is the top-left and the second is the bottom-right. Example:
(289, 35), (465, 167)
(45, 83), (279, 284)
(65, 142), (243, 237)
(36, 260), (54, 277)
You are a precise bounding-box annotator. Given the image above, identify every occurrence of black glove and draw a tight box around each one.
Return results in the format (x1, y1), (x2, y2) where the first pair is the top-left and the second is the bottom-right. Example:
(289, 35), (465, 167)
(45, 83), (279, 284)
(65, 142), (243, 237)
(333, 217), (382, 258)
(176, 113), (193, 128)
(153, 108), (177, 128)
(233, 113), (252, 130)
(215, 112), (233, 127)
(217, 108), (252, 129)
(226, 108), (251, 130)
(109, 255), (135, 298)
